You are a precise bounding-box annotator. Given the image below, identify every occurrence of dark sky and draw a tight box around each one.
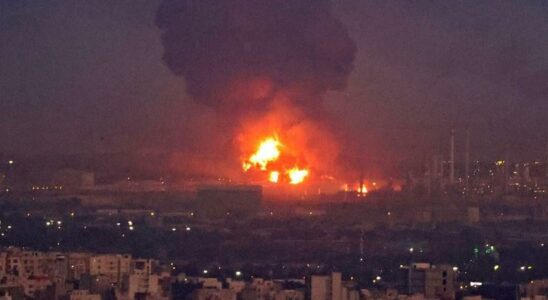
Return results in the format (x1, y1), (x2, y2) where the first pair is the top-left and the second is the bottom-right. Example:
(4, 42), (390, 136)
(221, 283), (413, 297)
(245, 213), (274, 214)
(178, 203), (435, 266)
(1, 0), (547, 167)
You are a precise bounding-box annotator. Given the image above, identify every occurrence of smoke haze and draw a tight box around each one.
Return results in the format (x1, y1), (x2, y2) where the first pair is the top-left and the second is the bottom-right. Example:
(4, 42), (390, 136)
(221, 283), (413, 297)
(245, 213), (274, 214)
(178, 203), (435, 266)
(156, 0), (355, 108)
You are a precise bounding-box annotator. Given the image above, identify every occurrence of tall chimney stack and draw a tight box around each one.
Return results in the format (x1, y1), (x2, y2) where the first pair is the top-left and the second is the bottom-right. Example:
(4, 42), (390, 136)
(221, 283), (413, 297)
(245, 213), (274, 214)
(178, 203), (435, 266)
(546, 139), (548, 178)
(504, 144), (510, 193)
(359, 171), (365, 194)
(450, 129), (455, 184)
(433, 154), (439, 180)
(465, 127), (470, 193)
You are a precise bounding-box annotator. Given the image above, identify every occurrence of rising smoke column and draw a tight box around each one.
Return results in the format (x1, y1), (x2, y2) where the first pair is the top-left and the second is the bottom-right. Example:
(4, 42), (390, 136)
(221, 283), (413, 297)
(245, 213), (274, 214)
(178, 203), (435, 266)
(156, 0), (356, 182)
(156, 0), (356, 109)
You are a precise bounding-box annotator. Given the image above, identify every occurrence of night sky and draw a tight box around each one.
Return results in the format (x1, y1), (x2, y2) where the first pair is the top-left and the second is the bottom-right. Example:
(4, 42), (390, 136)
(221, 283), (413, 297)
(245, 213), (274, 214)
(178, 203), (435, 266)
(1, 1), (547, 171)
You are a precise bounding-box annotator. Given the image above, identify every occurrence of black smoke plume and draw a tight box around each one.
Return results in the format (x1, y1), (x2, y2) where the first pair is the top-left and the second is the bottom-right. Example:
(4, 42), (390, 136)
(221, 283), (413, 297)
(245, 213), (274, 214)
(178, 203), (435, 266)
(156, 0), (356, 109)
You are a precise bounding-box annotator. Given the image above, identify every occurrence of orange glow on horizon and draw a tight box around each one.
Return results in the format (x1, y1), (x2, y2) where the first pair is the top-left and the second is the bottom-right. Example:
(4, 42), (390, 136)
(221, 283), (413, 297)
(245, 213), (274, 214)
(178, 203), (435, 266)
(341, 182), (369, 195)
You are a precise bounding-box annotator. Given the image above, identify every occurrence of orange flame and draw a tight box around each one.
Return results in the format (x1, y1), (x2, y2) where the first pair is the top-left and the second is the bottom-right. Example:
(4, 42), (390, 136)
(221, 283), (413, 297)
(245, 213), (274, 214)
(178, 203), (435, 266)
(341, 183), (368, 195)
(242, 137), (281, 171)
(287, 168), (309, 185)
(269, 171), (280, 183)
(243, 136), (309, 185)
(358, 183), (368, 194)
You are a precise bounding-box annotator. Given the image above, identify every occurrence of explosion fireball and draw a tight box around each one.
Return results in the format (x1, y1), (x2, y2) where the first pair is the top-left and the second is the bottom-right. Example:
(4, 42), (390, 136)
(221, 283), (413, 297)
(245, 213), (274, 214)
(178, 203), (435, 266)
(242, 137), (281, 171)
(287, 168), (309, 185)
(243, 137), (309, 185)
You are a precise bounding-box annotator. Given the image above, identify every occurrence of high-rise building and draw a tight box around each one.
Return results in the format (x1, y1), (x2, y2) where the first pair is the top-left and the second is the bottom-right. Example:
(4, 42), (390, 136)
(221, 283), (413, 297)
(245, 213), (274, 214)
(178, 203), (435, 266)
(89, 254), (131, 284)
(309, 272), (341, 300)
(403, 263), (456, 300)
(125, 259), (164, 299)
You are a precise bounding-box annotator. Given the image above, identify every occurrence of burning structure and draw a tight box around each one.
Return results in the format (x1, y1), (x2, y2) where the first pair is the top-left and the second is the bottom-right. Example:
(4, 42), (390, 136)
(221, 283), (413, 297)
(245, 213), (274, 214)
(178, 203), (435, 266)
(241, 136), (309, 185)
(156, 0), (356, 188)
